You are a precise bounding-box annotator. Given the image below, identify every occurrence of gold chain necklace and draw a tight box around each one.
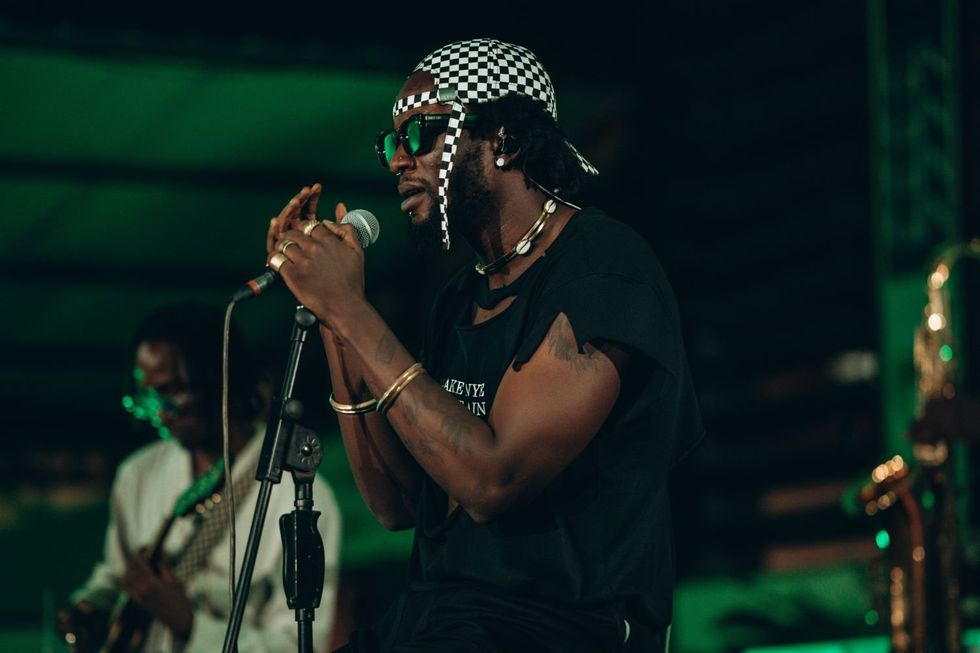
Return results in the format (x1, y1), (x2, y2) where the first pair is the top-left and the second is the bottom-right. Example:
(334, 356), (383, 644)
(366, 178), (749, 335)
(474, 199), (558, 276)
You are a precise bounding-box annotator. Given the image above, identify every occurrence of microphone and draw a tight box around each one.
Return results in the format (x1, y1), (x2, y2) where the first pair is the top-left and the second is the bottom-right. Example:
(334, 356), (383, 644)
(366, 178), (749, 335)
(232, 209), (381, 302)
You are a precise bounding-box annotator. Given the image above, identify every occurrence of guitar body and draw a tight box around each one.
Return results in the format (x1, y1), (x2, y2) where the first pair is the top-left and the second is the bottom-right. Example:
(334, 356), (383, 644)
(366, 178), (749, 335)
(94, 515), (172, 653)
(74, 459), (227, 653)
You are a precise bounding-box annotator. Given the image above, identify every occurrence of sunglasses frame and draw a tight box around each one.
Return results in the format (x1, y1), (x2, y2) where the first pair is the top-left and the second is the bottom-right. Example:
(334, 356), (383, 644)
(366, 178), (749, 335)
(375, 113), (480, 169)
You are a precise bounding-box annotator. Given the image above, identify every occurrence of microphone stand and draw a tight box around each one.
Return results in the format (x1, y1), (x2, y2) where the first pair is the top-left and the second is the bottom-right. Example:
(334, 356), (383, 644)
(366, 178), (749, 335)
(222, 306), (326, 653)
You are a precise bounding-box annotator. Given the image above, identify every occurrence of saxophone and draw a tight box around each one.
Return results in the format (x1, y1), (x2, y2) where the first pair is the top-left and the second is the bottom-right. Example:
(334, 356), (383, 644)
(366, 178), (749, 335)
(859, 239), (980, 653)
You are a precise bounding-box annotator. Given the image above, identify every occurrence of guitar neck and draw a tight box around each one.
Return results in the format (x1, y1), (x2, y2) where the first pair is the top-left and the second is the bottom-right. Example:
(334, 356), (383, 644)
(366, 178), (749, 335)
(144, 515), (176, 569)
(143, 457), (226, 567)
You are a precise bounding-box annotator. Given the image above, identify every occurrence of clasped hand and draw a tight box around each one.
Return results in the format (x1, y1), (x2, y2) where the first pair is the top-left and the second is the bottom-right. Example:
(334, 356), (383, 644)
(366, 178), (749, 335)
(266, 183), (367, 328)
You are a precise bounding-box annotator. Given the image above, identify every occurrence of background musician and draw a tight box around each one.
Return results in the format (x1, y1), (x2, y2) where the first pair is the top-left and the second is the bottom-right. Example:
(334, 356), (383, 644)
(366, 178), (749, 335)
(56, 303), (341, 653)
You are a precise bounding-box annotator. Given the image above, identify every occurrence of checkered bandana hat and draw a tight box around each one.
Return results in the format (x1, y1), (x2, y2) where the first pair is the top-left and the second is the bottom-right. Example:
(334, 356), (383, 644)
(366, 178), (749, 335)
(393, 38), (598, 250)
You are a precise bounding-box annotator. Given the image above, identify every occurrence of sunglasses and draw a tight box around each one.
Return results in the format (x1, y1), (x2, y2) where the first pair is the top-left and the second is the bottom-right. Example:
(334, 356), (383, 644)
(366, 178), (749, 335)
(375, 113), (480, 168)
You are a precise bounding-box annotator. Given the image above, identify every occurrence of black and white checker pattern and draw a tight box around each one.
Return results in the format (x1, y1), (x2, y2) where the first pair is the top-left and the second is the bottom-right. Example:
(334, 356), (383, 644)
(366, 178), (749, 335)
(436, 101), (466, 250)
(393, 40), (557, 120)
(392, 90), (443, 117)
(392, 39), (598, 250)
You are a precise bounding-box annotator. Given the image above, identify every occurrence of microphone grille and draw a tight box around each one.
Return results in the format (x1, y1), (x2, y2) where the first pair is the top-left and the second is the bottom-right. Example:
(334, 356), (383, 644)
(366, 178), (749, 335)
(341, 209), (381, 249)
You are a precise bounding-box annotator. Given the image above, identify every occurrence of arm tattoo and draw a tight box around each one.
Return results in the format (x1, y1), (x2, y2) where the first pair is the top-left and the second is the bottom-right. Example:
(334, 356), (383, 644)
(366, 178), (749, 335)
(394, 377), (475, 458)
(391, 379), (441, 460)
(408, 430), (438, 459)
(418, 379), (475, 455)
(375, 329), (398, 364)
(399, 387), (419, 426)
(546, 314), (600, 373)
(442, 413), (475, 455)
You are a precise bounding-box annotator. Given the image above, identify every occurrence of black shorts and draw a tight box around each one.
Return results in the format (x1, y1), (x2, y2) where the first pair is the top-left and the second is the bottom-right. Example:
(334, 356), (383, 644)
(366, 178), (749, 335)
(334, 587), (667, 653)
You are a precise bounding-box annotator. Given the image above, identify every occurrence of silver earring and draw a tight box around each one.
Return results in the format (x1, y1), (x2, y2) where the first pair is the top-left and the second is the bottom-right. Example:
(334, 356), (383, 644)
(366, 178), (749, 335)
(496, 157), (506, 168)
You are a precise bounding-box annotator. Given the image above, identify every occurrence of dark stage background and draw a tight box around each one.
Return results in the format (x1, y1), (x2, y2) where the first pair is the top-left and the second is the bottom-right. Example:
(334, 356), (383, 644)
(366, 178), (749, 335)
(1, 2), (978, 651)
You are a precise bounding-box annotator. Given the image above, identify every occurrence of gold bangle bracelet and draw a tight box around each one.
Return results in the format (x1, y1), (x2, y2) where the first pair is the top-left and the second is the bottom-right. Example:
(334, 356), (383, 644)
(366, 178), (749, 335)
(328, 393), (378, 415)
(376, 362), (425, 415)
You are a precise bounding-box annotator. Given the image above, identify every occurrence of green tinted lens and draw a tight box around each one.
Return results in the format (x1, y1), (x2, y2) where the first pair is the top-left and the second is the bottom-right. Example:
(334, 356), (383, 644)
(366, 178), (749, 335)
(406, 119), (422, 155)
(383, 132), (398, 166)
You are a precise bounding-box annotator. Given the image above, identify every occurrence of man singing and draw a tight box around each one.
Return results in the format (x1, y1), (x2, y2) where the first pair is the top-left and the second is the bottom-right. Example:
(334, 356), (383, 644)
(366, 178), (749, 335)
(267, 39), (703, 653)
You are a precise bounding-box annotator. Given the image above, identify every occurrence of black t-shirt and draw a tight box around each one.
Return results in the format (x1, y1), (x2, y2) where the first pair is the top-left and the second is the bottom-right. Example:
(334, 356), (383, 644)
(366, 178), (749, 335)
(413, 207), (704, 634)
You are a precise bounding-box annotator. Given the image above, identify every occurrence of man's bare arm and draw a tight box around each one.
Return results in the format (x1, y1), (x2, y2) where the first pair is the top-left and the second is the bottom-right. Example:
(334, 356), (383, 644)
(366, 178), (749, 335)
(320, 326), (422, 530)
(266, 186), (422, 530)
(332, 302), (623, 523)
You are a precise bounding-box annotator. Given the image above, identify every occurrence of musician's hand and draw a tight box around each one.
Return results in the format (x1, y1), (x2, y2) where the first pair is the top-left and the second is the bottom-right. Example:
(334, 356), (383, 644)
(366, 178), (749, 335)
(121, 553), (194, 641)
(269, 215), (367, 328)
(266, 183), (322, 254)
(55, 601), (106, 652)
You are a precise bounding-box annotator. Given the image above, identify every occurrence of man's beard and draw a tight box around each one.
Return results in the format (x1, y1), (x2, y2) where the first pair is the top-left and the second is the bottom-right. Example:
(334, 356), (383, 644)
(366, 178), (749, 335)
(406, 186), (443, 254)
(407, 146), (497, 254)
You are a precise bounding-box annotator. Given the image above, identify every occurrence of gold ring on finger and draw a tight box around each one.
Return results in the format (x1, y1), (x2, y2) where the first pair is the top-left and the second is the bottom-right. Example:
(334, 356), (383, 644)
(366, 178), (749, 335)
(269, 252), (290, 272)
(277, 239), (297, 255)
(303, 219), (323, 236)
